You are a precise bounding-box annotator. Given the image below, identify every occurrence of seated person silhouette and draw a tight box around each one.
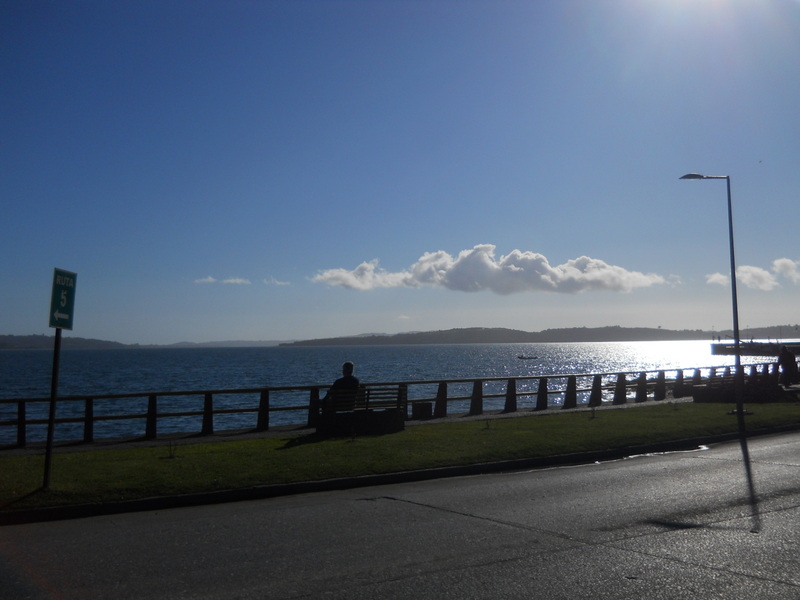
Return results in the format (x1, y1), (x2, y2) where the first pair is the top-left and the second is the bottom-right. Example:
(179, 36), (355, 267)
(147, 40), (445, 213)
(321, 361), (360, 412)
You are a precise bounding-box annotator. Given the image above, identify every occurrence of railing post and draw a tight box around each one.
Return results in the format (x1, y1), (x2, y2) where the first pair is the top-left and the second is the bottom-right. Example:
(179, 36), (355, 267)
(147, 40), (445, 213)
(723, 366), (731, 377)
(84, 397), (94, 443)
(588, 374), (603, 407)
(256, 390), (270, 431)
(17, 400), (26, 448)
(202, 393), (214, 435)
(535, 377), (549, 410)
(434, 382), (448, 418)
(563, 376), (577, 409)
(146, 395), (157, 439)
(692, 369), (702, 389)
(469, 380), (483, 415)
(307, 388), (320, 427)
(654, 371), (666, 401)
(399, 383), (408, 418)
(504, 379), (517, 413)
(613, 373), (627, 404)
(673, 370), (686, 398)
(635, 372), (648, 403)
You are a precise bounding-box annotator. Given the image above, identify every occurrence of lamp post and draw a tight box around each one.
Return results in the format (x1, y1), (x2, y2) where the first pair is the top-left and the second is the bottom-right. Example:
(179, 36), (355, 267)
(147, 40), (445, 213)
(679, 173), (743, 417)
(680, 173), (760, 531)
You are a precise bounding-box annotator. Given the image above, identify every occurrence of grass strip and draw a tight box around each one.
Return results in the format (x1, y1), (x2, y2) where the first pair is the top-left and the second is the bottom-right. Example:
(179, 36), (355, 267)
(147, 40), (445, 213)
(2, 401), (799, 511)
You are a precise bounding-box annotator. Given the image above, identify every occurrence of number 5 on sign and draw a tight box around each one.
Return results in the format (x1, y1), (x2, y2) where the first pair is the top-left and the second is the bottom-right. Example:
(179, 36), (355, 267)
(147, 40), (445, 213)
(49, 268), (77, 330)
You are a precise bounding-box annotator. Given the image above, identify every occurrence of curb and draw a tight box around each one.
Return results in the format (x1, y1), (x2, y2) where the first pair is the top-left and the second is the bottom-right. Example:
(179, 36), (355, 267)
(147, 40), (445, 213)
(2, 424), (799, 526)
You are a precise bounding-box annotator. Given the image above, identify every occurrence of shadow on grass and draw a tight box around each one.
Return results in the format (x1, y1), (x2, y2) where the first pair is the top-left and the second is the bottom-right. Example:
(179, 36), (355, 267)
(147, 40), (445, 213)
(279, 433), (328, 450)
(1, 487), (46, 510)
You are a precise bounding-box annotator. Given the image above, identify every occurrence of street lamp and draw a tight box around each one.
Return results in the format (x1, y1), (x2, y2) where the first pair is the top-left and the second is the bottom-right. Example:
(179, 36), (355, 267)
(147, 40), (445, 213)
(681, 173), (760, 532)
(679, 173), (744, 417)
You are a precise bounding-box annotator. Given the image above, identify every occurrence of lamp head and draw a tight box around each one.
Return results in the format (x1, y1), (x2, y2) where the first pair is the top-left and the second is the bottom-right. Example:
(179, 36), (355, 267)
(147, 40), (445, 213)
(680, 173), (706, 180)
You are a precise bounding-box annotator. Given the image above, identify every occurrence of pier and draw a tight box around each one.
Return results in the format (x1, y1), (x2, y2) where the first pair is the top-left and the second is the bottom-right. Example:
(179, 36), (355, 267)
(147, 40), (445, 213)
(711, 341), (800, 356)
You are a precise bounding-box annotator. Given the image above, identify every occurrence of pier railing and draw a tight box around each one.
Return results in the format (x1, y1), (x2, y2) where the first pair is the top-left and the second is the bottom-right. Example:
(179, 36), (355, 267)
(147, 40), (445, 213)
(0, 362), (781, 449)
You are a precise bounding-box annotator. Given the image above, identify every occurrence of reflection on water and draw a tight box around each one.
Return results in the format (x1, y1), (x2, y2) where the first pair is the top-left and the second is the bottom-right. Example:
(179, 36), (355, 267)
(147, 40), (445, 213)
(0, 340), (763, 444)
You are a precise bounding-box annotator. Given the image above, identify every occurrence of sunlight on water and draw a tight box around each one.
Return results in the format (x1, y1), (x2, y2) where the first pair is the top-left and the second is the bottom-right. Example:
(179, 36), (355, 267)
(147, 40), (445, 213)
(0, 341), (768, 444)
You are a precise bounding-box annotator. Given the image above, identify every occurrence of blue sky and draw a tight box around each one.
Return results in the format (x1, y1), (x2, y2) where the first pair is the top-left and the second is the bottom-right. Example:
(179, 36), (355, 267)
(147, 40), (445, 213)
(2, 0), (799, 344)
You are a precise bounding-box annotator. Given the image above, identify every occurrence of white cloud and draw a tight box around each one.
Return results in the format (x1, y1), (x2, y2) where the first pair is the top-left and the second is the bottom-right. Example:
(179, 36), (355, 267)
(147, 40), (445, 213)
(312, 244), (666, 294)
(773, 258), (800, 283)
(736, 266), (779, 291)
(706, 272), (729, 286)
(310, 259), (416, 291)
(264, 277), (291, 286)
(196, 276), (251, 285)
(707, 266), (781, 290)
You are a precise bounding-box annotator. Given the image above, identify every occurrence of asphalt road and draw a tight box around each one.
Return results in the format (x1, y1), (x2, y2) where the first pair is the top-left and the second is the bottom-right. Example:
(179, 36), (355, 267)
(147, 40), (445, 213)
(1, 432), (798, 599)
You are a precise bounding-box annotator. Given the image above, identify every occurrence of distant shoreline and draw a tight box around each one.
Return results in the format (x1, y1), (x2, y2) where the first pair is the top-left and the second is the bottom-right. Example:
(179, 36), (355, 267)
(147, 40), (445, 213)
(5, 324), (797, 351)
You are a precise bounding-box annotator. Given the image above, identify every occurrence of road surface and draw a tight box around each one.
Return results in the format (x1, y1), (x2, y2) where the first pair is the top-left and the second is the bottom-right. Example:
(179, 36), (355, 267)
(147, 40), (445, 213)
(1, 432), (798, 599)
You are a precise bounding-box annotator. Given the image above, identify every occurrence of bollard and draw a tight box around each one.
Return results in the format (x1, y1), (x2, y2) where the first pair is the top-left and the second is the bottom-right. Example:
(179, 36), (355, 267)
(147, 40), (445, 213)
(17, 400), (26, 448)
(469, 380), (483, 415)
(613, 373), (627, 404)
(635, 372), (648, 403)
(83, 397), (94, 443)
(399, 383), (409, 417)
(673, 370), (685, 398)
(307, 388), (320, 427)
(256, 390), (270, 431)
(504, 378), (517, 413)
(202, 393), (214, 435)
(588, 374), (603, 407)
(536, 377), (549, 410)
(654, 371), (666, 401)
(146, 394), (158, 439)
(563, 376), (577, 409)
(434, 382), (448, 418)
(692, 369), (702, 388)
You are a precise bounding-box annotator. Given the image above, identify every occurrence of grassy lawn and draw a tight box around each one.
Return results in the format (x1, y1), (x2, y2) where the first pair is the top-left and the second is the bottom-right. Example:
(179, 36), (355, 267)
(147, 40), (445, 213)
(2, 401), (799, 512)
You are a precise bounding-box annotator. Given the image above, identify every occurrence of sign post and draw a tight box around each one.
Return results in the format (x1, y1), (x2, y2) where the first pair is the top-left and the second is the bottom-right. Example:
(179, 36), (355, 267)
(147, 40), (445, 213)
(44, 268), (77, 489)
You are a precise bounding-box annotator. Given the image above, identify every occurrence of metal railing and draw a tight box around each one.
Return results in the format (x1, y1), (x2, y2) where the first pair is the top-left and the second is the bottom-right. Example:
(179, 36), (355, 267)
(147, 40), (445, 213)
(0, 362), (780, 449)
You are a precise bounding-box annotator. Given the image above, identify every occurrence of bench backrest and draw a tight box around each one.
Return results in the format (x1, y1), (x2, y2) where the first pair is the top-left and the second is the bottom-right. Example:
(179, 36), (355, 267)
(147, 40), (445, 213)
(326, 387), (366, 413)
(325, 385), (407, 413)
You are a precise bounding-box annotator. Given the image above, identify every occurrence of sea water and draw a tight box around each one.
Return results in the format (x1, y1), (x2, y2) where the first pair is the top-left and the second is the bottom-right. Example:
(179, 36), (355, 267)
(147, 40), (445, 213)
(0, 341), (755, 444)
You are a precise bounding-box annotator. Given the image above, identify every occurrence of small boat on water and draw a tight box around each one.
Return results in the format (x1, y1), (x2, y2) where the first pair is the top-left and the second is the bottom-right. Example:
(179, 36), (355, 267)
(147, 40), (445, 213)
(517, 355), (538, 360)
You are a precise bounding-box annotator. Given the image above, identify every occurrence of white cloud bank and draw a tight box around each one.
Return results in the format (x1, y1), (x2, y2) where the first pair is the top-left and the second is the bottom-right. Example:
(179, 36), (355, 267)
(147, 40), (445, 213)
(706, 258), (800, 290)
(312, 244), (666, 294)
(194, 276), (252, 285)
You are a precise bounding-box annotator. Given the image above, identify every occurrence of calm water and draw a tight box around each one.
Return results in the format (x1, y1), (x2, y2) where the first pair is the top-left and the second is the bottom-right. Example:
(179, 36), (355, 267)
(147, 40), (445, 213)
(0, 341), (758, 444)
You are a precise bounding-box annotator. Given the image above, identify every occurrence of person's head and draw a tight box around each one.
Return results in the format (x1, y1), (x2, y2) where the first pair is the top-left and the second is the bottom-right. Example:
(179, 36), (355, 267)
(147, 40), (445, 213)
(342, 361), (354, 376)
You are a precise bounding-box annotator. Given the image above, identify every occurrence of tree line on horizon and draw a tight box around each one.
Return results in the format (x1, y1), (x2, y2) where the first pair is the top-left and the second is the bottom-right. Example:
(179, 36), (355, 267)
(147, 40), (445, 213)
(2, 324), (798, 351)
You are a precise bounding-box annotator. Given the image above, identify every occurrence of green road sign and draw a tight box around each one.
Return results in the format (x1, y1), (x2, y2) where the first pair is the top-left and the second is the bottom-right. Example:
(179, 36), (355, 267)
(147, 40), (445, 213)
(49, 268), (77, 330)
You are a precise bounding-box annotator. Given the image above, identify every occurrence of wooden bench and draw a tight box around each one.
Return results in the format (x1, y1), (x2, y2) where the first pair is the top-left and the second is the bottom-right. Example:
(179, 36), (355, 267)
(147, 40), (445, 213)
(692, 376), (737, 403)
(693, 374), (781, 404)
(317, 384), (407, 436)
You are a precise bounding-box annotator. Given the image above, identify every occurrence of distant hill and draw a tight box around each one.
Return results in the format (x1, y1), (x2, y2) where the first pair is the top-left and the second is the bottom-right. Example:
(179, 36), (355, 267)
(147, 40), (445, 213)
(0, 335), (282, 351)
(3, 324), (797, 350)
(279, 326), (701, 346)
(280, 325), (800, 347)
(0, 335), (129, 351)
